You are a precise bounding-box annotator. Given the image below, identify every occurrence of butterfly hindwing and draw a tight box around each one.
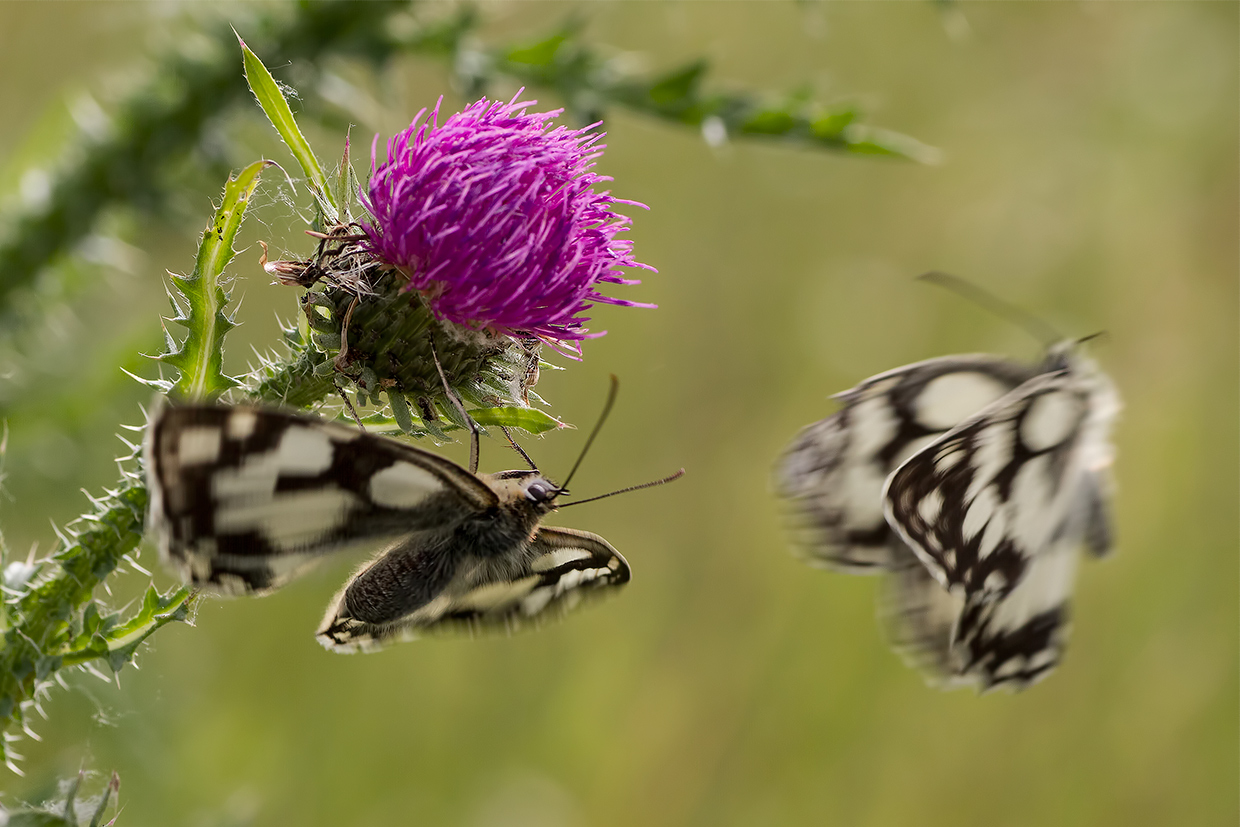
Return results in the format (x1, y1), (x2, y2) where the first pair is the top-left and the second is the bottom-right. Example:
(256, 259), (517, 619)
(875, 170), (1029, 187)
(146, 403), (498, 595)
(317, 526), (631, 652)
(776, 356), (1038, 572)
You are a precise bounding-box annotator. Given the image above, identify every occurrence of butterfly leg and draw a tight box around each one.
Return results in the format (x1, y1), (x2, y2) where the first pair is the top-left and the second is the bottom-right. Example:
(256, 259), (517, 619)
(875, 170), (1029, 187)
(500, 426), (538, 471)
(429, 336), (480, 474)
(334, 378), (366, 430)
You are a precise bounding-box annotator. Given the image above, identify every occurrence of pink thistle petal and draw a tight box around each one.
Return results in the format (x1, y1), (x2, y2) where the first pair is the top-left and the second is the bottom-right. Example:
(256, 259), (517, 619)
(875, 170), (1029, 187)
(361, 93), (654, 344)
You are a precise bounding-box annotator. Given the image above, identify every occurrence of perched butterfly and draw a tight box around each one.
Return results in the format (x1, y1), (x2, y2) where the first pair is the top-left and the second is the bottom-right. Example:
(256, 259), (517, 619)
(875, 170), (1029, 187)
(146, 379), (681, 653)
(777, 275), (1119, 690)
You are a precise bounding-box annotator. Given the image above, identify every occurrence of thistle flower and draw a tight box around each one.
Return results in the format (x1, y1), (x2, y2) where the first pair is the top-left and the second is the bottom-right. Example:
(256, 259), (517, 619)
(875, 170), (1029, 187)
(362, 94), (654, 346)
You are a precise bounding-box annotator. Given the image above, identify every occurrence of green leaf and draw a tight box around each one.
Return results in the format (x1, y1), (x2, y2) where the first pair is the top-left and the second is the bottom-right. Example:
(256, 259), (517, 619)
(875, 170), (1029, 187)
(647, 60), (709, 108)
(239, 35), (338, 224)
(505, 31), (569, 68)
(810, 105), (860, 138)
(470, 407), (565, 435)
(741, 108), (798, 136)
(838, 125), (942, 164)
(159, 160), (270, 401)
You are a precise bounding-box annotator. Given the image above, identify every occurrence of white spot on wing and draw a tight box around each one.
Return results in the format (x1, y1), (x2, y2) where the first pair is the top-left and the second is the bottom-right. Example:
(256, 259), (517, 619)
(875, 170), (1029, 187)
(227, 410), (258, 441)
(556, 569), (583, 594)
(850, 394), (899, 457)
(963, 486), (997, 543)
(935, 446), (964, 473)
(966, 422), (1013, 503)
(1010, 454), (1054, 550)
(277, 427), (334, 475)
(457, 576), (540, 611)
(893, 434), (939, 467)
(1021, 390), (1082, 452)
(842, 462), (888, 531)
(214, 488), (357, 551)
(178, 427), (221, 466)
(915, 372), (1011, 431)
(989, 534), (1077, 632)
(212, 452), (279, 500)
(918, 490), (944, 524)
(978, 505), (1007, 559)
(530, 546), (593, 572)
(521, 587), (555, 616)
(368, 462), (442, 509)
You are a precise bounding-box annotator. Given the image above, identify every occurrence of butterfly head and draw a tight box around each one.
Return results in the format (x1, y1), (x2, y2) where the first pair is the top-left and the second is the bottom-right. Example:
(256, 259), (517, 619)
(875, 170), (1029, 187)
(1041, 333), (1107, 375)
(488, 469), (565, 512)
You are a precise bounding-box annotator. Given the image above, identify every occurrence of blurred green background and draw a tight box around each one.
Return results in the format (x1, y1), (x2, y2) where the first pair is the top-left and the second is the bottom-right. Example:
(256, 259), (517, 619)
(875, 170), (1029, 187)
(0, 2), (1236, 825)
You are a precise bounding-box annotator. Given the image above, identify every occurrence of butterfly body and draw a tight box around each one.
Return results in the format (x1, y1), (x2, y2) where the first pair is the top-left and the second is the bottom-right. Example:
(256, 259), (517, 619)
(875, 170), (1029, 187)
(146, 404), (630, 653)
(779, 341), (1118, 690)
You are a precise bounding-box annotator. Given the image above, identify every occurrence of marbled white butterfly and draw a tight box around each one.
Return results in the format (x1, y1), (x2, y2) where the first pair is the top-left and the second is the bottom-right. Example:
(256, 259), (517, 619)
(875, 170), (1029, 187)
(146, 381), (680, 653)
(777, 276), (1120, 690)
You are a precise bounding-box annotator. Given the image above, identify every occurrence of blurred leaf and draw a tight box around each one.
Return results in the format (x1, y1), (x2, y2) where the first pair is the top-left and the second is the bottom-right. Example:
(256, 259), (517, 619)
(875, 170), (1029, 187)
(646, 60), (710, 111)
(505, 31), (571, 68)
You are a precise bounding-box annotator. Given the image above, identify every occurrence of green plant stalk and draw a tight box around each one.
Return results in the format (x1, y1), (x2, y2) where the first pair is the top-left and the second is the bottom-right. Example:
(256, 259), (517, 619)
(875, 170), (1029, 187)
(0, 2), (935, 319)
(0, 0), (409, 313)
(0, 160), (267, 771)
(0, 472), (192, 775)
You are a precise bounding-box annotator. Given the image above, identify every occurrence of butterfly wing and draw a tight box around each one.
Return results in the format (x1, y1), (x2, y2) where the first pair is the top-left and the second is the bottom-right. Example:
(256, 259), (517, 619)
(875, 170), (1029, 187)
(777, 356), (1039, 572)
(317, 526), (631, 652)
(878, 558), (975, 688)
(146, 403), (498, 595)
(883, 363), (1119, 688)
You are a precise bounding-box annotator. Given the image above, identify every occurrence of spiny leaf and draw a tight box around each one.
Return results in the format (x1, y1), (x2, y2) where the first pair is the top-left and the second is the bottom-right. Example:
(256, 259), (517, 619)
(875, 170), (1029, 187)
(158, 160), (270, 401)
(240, 35), (338, 226)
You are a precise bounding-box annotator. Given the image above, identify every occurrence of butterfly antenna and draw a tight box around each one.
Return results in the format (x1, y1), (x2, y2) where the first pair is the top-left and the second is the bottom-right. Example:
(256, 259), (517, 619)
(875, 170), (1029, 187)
(558, 469), (686, 508)
(558, 374), (619, 494)
(1077, 331), (1108, 347)
(918, 271), (1061, 347)
(501, 426), (538, 471)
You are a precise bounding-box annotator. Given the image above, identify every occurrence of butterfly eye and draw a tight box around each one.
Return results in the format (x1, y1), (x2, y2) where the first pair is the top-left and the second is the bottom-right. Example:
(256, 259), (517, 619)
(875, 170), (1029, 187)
(525, 480), (557, 503)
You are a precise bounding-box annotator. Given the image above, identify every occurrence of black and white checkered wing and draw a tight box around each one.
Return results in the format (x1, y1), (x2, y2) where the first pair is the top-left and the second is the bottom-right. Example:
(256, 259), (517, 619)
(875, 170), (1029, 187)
(776, 356), (1037, 572)
(146, 404), (498, 596)
(883, 363), (1119, 687)
(317, 526), (631, 652)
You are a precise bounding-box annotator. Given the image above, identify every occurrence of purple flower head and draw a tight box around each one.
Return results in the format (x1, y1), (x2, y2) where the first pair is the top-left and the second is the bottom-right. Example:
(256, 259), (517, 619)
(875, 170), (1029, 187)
(362, 94), (655, 348)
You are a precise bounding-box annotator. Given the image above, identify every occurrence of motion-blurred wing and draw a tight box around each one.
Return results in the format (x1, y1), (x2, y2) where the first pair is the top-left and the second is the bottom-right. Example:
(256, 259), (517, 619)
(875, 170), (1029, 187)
(883, 368), (1118, 688)
(777, 356), (1037, 572)
(317, 526), (631, 653)
(146, 403), (498, 595)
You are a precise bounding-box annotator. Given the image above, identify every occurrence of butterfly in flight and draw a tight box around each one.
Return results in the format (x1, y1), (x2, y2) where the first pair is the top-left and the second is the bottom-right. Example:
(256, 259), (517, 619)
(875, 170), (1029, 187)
(777, 274), (1120, 690)
(146, 377), (682, 653)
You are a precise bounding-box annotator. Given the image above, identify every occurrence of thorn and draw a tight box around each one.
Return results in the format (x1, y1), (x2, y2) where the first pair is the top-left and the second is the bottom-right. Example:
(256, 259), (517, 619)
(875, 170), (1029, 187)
(82, 662), (111, 683)
(122, 555), (151, 576)
(50, 520), (73, 548)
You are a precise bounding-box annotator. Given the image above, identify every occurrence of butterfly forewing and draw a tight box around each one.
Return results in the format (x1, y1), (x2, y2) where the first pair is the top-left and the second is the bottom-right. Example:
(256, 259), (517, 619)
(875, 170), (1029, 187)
(317, 526), (631, 652)
(883, 371), (1095, 595)
(881, 359), (1119, 688)
(147, 403), (498, 595)
(776, 355), (1038, 572)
